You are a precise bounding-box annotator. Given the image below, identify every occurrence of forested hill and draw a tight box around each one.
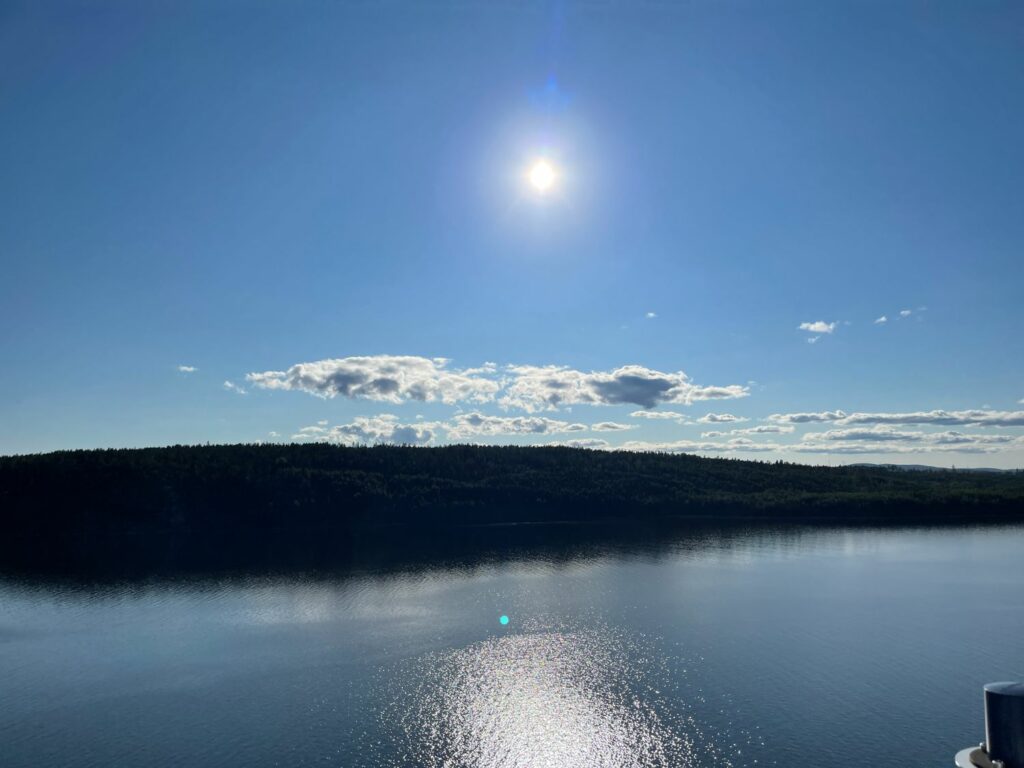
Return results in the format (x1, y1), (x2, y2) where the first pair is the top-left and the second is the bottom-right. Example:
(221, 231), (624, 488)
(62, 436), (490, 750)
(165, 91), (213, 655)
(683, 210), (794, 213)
(3, 443), (1023, 535)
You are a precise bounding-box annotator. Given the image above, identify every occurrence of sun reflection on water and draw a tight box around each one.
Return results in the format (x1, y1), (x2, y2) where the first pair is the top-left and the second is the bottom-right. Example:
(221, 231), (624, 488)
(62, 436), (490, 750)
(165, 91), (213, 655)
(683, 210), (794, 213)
(384, 622), (731, 768)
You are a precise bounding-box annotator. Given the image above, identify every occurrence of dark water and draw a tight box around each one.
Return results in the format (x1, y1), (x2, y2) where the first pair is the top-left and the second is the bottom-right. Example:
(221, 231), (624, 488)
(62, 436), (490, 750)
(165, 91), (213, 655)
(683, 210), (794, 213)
(2, 523), (1023, 767)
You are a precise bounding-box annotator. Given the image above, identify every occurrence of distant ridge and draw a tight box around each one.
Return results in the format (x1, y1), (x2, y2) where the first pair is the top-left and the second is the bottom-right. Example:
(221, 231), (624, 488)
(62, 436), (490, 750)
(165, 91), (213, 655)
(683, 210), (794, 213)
(1, 444), (1022, 575)
(848, 463), (1013, 473)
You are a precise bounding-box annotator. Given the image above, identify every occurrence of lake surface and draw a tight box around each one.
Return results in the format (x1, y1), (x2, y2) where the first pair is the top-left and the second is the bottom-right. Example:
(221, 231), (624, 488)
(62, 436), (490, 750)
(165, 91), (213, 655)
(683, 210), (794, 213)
(2, 523), (1023, 768)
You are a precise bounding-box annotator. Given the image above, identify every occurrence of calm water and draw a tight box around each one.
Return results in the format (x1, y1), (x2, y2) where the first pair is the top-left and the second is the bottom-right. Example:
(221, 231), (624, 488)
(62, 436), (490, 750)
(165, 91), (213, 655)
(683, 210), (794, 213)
(2, 524), (1023, 768)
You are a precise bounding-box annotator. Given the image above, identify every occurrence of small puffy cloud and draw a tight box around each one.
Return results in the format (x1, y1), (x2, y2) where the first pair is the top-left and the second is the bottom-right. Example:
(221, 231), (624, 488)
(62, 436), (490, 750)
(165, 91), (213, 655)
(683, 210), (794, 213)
(874, 316), (887, 325)
(798, 321), (837, 335)
(268, 431), (280, 438)
(177, 365), (198, 373)
(619, 438), (782, 454)
(793, 429), (1022, 455)
(630, 410), (690, 422)
(645, 311), (657, 319)
(591, 422), (636, 432)
(735, 424), (794, 435)
(766, 410), (848, 424)
(767, 408), (1024, 428)
(700, 428), (794, 438)
(501, 364), (748, 412)
(546, 438), (611, 450)
(839, 409), (1024, 428)
(703, 424), (795, 438)
(697, 413), (747, 424)
(223, 380), (247, 395)
(813, 426), (923, 442)
(293, 414), (439, 446)
(899, 309), (912, 317)
(446, 412), (586, 439)
(806, 336), (820, 344)
(247, 355), (500, 405)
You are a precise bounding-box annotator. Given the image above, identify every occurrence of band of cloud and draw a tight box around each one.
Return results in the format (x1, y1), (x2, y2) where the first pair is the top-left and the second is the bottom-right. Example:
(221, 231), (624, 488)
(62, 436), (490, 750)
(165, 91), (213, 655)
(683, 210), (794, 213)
(247, 356), (748, 411)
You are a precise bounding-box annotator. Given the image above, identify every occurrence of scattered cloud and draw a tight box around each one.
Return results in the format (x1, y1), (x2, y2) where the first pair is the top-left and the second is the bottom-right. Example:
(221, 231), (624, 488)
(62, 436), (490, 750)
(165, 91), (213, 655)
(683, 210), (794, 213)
(798, 321), (837, 335)
(874, 316), (887, 325)
(500, 364), (748, 412)
(619, 438), (782, 454)
(293, 415), (440, 446)
(765, 409), (1024, 427)
(806, 336), (820, 344)
(268, 431), (280, 438)
(645, 311), (657, 319)
(223, 380), (247, 395)
(697, 413), (748, 424)
(177, 365), (198, 373)
(630, 410), (690, 422)
(246, 356), (747, 414)
(900, 309), (912, 317)
(702, 424), (795, 438)
(446, 412), (586, 439)
(247, 355), (500, 405)
(547, 438), (611, 450)
(736, 424), (794, 435)
(794, 429), (1021, 455)
(591, 422), (636, 432)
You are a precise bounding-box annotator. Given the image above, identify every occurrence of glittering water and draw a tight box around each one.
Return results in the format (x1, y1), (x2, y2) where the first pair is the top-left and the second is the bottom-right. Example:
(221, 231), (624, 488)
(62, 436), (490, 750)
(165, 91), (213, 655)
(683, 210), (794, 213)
(1, 524), (1023, 768)
(383, 621), (719, 768)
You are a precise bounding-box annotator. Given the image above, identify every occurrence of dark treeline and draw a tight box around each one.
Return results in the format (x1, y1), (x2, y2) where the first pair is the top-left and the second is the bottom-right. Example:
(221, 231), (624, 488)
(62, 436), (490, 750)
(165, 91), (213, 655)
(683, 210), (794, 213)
(1, 443), (1022, 576)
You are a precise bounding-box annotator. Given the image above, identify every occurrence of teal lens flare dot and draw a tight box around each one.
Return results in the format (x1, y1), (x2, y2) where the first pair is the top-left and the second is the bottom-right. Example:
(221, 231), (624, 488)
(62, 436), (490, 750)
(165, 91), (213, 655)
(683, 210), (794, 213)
(499, 615), (509, 626)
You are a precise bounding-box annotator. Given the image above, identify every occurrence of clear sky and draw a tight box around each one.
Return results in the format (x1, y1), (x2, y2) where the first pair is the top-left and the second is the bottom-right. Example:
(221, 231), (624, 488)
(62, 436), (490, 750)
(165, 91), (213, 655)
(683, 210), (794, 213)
(2, 1), (1023, 466)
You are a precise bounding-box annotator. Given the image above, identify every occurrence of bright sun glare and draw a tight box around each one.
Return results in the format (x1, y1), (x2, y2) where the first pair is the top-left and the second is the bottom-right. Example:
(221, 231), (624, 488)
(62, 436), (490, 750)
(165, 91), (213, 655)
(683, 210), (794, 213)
(528, 159), (557, 193)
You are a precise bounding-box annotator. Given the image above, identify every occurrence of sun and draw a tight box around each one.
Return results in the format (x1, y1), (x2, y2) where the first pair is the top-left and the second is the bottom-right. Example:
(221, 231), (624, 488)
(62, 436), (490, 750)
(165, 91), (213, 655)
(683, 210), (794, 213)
(528, 159), (557, 193)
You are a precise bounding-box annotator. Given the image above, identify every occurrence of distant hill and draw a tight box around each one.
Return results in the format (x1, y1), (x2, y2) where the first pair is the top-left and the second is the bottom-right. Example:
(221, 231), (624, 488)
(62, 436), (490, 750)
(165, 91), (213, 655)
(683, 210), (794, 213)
(1, 444), (1022, 574)
(848, 463), (1013, 473)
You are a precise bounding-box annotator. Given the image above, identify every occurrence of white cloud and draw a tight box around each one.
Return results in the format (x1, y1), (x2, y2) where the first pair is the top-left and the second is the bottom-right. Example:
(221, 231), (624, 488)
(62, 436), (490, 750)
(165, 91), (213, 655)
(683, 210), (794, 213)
(247, 355), (500, 405)
(630, 410), (690, 422)
(645, 311), (657, 319)
(500, 364), (748, 412)
(445, 412), (586, 439)
(618, 438), (782, 454)
(268, 431), (280, 438)
(900, 309), (912, 317)
(766, 410), (847, 424)
(794, 426), (1023, 455)
(617, 431), (1022, 457)
(798, 321), (837, 335)
(807, 336), (820, 344)
(545, 438), (611, 450)
(245, 356), (747, 414)
(840, 409), (1024, 427)
(874, 316), (887, 325)
(177, 365), (198, 373)
(735, 424), (794, 435)
(702, 424), (795, 438)
(767, 408), (1024, 428)
(591, 422), (637, 432)
(292, 415), (440, 446)
(223, 380), (247, 395)
(697, 413), (747, 424)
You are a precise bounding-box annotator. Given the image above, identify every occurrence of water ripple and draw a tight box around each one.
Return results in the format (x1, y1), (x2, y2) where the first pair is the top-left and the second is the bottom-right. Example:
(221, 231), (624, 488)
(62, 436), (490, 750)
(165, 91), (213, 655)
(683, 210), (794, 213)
(381, 621), (731, 768)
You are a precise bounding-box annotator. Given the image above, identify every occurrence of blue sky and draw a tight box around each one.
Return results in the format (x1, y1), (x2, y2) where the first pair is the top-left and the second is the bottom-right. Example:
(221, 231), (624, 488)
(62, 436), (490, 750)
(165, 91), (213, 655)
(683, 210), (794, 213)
(2, 1), (1022, 466)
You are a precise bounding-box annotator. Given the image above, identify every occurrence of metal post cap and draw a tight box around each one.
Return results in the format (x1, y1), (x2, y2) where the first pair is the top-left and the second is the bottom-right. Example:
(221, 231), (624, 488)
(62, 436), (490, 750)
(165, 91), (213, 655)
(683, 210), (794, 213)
(985, 682), (1024, 768)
